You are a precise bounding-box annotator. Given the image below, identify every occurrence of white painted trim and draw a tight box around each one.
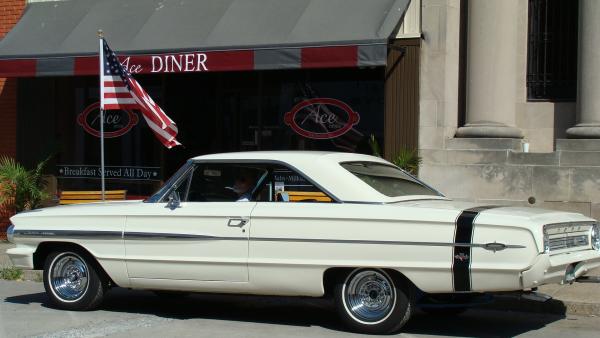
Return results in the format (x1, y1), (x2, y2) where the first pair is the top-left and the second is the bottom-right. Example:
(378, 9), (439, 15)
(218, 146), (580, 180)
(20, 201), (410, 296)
(397, 0), (421, 39)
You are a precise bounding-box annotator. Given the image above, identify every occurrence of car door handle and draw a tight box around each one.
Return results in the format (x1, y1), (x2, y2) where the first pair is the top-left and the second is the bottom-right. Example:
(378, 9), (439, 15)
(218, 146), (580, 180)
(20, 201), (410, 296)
(227, 218), (248, 227)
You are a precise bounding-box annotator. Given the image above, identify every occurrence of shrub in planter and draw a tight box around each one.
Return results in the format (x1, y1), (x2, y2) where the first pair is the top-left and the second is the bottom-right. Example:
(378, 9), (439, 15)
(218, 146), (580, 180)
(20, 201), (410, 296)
(368, 134), (422, 176)
(391, 149), (422, 176)
(0, 157), (49, 240)
(0, 180), (15, 240)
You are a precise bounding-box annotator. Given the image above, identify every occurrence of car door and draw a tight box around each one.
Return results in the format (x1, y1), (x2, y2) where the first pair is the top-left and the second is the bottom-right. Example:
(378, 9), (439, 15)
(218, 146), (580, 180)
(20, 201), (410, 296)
(125, 163), (265, 283)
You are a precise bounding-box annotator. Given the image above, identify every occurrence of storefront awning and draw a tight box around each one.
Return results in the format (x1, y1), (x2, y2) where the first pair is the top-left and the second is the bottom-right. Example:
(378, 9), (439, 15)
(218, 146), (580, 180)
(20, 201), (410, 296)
(0, 0), (411, 77)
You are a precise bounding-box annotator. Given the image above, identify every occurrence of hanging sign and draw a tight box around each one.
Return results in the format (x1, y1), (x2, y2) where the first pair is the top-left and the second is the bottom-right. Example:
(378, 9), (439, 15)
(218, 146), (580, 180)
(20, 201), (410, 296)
(284, 98), (360, 139)
(77, 102), (139, 138)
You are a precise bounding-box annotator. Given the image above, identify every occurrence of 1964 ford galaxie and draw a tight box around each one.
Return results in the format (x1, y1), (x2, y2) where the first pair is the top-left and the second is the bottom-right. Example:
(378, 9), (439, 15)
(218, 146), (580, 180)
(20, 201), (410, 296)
(6, 151), (600, 334)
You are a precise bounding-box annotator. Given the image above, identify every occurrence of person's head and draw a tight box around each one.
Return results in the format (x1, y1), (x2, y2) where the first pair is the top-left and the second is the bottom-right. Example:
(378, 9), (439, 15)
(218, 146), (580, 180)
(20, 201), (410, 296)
(233, 171), (253, 196)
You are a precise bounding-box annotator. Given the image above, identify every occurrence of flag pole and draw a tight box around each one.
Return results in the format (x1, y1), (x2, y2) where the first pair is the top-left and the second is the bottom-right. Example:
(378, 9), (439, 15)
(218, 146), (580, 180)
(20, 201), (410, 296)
(98, 29), (106, 201)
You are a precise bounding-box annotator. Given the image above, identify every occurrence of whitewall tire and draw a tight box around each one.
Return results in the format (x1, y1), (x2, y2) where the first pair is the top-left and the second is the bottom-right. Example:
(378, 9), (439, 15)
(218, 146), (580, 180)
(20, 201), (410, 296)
(334, 268), (412, 334)
(43, 250), (105, 311)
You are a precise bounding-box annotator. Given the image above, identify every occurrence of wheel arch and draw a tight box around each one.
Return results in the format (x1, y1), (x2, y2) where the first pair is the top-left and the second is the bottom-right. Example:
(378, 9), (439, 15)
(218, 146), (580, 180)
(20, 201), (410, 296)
(33, 241), (117, 287)
(322, 267), (419, 298)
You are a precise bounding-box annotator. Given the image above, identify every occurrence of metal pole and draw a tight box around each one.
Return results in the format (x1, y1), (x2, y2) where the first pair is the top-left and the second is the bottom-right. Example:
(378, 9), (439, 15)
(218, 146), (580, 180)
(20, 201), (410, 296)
(98, 30), (106, 201)
(100, 107), (105, 201)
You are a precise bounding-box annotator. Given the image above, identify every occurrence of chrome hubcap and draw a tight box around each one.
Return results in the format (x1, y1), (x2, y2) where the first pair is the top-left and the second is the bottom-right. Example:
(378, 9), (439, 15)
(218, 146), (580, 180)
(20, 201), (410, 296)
(344, 270), (395, 323)
(50, 253), (89, 301)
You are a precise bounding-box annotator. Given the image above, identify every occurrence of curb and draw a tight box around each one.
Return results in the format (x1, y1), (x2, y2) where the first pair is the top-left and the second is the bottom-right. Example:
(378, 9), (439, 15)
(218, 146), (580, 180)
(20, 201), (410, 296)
(483, 294), (600, 317)
(22, 270), (42, 282)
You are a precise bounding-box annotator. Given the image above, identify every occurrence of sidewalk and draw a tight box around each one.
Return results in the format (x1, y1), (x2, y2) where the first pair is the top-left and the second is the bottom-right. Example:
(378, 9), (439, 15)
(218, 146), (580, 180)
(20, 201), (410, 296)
(0, 241), (14, 267)
(1, 241), (599, 315)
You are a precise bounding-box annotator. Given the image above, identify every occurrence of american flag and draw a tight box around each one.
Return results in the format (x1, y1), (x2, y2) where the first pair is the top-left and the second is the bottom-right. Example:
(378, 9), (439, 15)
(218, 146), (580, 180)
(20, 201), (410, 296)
(101, 39), (181, 148)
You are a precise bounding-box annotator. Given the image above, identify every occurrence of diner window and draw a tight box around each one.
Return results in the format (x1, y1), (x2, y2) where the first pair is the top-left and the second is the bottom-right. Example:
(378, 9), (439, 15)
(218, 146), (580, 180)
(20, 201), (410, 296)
(527, 0), (578, 101)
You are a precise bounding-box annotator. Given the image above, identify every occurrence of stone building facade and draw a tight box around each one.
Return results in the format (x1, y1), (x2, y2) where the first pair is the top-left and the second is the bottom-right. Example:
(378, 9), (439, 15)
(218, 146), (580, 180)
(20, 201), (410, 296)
(0, 0), (598, 219)
(418, 0), (600, 218)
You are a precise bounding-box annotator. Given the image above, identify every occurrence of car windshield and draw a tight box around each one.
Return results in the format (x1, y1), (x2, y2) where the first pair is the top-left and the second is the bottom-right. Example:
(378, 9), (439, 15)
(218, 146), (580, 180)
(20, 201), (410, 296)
(340, 161), (440, 198)
(146, 161), (192, 203)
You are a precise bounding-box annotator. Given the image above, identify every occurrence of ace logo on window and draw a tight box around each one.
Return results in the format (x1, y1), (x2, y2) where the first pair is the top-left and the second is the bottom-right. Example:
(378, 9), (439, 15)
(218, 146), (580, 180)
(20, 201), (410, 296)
(284, 98), (360, 139)
(77, 102), (139, 138)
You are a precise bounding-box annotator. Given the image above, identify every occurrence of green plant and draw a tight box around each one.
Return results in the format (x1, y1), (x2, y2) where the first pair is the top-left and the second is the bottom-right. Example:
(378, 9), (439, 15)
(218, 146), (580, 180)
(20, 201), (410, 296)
(32, 271), (43, 283)
(392, 149), (422, 175)
(368, 134), (382, 158)
(0, 156), (50, 212)
(0, 266), (23, 280)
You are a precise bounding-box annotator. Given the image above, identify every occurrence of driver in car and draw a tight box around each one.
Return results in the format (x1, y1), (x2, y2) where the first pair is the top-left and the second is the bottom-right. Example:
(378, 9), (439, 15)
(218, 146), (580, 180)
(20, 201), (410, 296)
(232, 172), (254, 202)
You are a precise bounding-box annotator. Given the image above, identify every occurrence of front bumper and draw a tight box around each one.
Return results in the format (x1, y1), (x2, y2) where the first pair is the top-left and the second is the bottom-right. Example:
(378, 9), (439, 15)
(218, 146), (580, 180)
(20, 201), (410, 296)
(521, 250), (600, 288)
(6, 246), (36, 270)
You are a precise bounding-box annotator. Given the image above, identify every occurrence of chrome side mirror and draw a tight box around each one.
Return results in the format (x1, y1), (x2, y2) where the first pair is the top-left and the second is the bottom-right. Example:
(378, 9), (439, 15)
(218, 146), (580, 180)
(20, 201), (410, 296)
(166, 190), (181, 209)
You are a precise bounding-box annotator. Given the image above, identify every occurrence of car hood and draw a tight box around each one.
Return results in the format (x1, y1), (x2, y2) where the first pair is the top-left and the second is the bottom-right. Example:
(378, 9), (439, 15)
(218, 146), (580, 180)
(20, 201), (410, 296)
(10, 200), (145, 221)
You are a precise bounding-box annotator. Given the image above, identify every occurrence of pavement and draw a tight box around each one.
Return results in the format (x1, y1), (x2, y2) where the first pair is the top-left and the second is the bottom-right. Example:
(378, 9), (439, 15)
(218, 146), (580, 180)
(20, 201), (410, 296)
(2, 241), (600, 317)
(1, 280), (600, 338)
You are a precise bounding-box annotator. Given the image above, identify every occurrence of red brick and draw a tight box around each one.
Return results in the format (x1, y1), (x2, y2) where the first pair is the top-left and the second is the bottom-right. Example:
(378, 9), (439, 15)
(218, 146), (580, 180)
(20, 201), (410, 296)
(0, 1), (24, 157)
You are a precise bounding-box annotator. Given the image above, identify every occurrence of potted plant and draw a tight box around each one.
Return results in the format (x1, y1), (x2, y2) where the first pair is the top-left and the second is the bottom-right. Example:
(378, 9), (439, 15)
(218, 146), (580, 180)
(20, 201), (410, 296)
(391, 149), (422, 176)
(0, 157), (49, 240)
(368, 134), (422, 175)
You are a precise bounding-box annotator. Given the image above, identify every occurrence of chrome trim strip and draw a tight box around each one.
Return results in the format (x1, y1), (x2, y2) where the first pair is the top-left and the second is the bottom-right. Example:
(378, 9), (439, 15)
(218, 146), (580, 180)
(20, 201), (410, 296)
(250, 237), (525, 249)
(13, 230), (122, 240)
(124, 232), (246, 241)
(12, 229), (525, 250)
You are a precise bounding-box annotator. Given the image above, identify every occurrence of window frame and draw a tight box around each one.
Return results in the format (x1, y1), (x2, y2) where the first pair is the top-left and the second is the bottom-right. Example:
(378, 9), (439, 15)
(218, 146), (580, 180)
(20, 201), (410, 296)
(150, 159), (340, 204)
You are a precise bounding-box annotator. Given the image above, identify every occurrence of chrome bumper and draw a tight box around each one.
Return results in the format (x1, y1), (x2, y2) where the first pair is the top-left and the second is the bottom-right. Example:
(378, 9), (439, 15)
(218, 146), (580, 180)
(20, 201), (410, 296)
(521, 250), (600, 288)
(6, 246), (36, 270)
(6, 223), (14, 243)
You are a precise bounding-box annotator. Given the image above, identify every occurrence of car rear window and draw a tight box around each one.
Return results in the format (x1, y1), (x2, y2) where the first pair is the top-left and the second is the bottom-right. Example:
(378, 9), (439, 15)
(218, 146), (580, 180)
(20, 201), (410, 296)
(340, 161), (439, 197)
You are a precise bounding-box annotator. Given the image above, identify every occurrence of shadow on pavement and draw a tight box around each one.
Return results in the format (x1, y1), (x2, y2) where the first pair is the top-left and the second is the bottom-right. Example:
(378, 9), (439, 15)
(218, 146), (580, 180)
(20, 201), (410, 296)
(4, 291), (48, 305)
(102, 288), (344, 331)
(5, 288), (565, 337)
(404, 310), (565, 337)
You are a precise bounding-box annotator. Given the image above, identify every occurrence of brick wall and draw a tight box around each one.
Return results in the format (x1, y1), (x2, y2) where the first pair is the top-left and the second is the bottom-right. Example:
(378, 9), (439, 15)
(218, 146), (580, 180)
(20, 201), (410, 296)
(0, 0), (25, 158)
(0, 0), (25, 238)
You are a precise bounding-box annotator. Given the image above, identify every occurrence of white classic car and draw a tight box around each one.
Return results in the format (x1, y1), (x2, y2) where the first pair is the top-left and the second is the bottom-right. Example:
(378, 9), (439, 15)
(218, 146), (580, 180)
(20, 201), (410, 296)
(6, 151), (600, 334)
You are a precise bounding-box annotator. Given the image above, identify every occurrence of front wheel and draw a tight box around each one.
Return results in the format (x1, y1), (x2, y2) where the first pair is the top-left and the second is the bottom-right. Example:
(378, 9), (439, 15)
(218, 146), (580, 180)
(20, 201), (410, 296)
(43, 250), (105, 311)
(334, 268), (412, 334)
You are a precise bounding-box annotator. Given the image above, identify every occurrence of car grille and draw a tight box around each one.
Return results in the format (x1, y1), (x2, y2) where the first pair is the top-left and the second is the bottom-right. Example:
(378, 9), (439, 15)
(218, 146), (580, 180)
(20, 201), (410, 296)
(548, 234), (589, 251)
(544, 223), (593, 252)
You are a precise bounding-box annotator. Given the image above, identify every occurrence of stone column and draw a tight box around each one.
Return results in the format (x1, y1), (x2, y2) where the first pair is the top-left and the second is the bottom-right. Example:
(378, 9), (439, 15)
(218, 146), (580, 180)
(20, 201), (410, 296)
(455, 0), (522, 138)
(567, 0), (600, 138)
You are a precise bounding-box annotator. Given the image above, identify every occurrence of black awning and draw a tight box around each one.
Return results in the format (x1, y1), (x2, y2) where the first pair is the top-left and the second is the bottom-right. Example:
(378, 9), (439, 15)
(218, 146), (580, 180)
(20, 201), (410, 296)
(0, 0), (411, 77)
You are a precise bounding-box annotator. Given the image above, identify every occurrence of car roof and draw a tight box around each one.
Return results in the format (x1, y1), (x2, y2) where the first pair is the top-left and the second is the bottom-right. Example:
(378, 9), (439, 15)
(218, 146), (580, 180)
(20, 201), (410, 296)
(190, 151), (442, 203)
(191, 150), (377, 162)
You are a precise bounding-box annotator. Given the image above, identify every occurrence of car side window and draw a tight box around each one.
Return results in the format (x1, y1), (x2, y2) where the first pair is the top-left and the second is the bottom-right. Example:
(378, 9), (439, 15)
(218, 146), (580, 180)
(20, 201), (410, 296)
(184, 164), (267, 202)
(255, 165), (333, 203)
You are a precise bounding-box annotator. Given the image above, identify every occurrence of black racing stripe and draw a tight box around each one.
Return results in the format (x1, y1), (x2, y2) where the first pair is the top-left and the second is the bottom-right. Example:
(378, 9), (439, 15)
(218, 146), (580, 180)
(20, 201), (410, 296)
(452, 206), (498, 292)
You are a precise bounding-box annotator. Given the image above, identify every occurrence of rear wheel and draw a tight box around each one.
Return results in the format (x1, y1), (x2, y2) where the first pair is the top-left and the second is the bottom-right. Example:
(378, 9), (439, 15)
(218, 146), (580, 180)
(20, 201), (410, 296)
(334, 268), (412, 334)
(43, 250), (105, 311)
